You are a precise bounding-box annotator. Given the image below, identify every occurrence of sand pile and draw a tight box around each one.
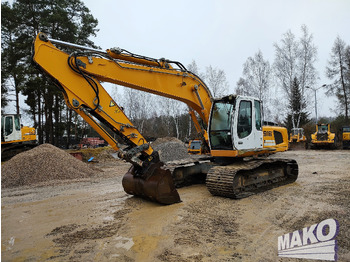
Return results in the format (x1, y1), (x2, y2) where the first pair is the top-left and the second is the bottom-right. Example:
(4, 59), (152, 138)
(2, 144), (96, 188)
(152, 137), (189, 162)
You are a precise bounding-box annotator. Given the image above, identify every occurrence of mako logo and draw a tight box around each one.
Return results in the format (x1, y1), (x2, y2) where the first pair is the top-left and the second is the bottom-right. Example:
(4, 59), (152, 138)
(278, 218), (339, 261)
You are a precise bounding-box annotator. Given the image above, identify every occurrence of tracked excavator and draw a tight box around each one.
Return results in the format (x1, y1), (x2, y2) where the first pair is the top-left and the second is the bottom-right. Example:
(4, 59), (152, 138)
(1, 114), (37, 161)
(32, 33), (298, 204)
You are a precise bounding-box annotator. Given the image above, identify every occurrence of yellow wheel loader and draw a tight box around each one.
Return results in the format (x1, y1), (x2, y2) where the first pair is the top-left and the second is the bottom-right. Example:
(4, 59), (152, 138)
(310, 124), (336, 149)
(289, 128), (307, 150)
(342, 126), (350, 149)
(1, 114), (37, 161)
(32, 33), (298, 204)
(188, 139), (205, 154)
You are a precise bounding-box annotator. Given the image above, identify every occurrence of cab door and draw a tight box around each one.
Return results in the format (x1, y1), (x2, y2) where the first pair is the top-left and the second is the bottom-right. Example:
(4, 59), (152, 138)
(232, 97), (263, 150)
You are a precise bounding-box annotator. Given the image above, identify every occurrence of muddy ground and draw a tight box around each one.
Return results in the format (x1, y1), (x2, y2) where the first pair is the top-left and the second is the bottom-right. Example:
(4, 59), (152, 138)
(2, 150), (350, 262)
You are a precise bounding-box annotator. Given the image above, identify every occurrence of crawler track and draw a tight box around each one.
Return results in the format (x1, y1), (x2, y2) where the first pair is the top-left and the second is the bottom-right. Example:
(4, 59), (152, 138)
(206, 158), (298, 198)
(1, 143), (37, 162)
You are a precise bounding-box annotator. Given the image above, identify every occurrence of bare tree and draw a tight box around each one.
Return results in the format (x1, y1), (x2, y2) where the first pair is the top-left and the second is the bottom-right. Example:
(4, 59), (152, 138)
(235, 77), (248, 96)
(205, 65), (229, 97)
(237, 50), (271, 101)
(346, 46), (350, 95)
(112, 86), (156, 133)
(298, 25), (318, 94)
(236, 50), (272, 119)
(273, 29), (300, 99)
(273, 25), (318, 127)
(326, 36), (350, 121)
(186, 60), (201, 138)
(187, 60), (199, 75)
(160, 97), (186, 139)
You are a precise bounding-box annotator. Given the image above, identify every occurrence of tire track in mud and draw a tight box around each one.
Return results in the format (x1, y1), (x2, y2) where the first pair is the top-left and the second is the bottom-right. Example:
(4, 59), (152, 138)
(157, 196), (241, 261)
(45, 205), (133, 261)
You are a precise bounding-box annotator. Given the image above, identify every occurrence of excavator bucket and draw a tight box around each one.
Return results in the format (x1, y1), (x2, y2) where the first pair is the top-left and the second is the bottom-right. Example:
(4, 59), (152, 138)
(122, 162), (181, 205)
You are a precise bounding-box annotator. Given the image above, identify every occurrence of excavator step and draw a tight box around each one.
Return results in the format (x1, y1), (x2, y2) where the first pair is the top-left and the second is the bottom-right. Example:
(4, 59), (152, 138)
(206, 158), (298, 198)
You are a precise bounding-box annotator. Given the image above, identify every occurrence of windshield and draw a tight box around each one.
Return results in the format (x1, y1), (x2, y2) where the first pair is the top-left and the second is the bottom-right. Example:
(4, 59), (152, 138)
(210, 102), (233, 131)
(292, 128), (303, 136)
(318, 125), (328, 133)
(190, 141), (201, 150)
(209, 100), (234, 150)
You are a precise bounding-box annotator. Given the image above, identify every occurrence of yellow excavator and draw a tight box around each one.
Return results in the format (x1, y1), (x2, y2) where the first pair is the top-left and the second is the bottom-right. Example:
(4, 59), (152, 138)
(1, 114), (37, 161)
(32, 33), (298, 204)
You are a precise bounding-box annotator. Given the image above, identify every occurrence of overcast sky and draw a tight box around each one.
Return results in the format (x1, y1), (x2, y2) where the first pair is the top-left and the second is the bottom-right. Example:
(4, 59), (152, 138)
(79, 0), (350, 118)
(3, 0), (350, 121)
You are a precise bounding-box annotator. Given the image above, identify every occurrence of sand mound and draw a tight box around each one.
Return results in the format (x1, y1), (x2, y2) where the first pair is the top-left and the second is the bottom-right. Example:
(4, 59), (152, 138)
(2, 144), (96, 188)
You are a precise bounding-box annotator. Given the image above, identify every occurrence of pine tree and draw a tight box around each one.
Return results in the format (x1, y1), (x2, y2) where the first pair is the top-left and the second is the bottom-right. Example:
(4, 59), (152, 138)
(1, 0), (98, 146)
(285, 77), (310, 131)
(326, 36), (349, 121)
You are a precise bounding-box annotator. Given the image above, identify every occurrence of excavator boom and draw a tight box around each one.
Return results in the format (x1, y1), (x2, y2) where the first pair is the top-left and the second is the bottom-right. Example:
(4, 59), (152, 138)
(33, 33), (184, 204)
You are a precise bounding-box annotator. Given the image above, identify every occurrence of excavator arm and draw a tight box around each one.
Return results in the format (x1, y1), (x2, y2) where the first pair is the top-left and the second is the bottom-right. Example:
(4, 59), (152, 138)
(32, 33), (213, 204)
(33, 33), (212, 152)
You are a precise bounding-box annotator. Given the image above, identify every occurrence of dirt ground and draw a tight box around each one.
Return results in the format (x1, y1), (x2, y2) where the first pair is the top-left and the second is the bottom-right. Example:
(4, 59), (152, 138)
(2, 150), (350, 262)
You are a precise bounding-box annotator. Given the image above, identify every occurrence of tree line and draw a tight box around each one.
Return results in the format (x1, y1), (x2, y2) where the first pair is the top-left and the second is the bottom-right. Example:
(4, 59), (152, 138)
(2, 1), (350, 148)
(236, 25), (350, 130)
(2, 0), (98, 147)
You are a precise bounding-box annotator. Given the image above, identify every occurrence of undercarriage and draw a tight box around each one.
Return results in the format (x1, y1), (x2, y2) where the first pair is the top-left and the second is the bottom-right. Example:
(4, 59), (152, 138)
(124, 157), (298, 204)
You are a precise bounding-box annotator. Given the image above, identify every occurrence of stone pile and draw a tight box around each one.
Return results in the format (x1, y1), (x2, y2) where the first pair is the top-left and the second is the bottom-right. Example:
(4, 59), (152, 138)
(152, 137), (189, 162)
(2, 144), (96, 188)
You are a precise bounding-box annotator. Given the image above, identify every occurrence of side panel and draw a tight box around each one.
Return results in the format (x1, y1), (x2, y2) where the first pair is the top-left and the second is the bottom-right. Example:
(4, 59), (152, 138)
(21, 126), (37, 142)
(263, 126), (289, 152)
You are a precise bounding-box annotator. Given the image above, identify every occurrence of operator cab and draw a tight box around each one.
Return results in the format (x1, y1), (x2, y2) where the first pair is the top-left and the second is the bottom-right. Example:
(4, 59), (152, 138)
(1, 114), (22, 143)
(291, 128), (304, 136)
(208, 95), (263, 153)
(317, 124), (329, 133)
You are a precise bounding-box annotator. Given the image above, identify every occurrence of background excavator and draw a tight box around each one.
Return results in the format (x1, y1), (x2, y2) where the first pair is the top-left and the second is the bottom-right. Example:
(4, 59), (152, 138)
(1, 114), (37, 161)
(32, 33), (298, 204)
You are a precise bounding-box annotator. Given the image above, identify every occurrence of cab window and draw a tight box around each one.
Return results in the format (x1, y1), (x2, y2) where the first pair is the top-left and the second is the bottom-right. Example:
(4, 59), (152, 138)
(254, 100), (262, 131)
(5, 116), (13, 136)
(237, 100), (252, 139)
(14, 115), (21, 131)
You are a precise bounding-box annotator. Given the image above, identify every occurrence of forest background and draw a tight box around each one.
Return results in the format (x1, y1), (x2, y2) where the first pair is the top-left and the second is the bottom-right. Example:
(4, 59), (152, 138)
(2, 0), (350, 147)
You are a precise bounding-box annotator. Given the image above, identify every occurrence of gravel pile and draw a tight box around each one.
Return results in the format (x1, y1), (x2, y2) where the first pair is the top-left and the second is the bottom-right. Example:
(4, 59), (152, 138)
(2, 144), (96, 188)
(152, 137), (189, 162)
